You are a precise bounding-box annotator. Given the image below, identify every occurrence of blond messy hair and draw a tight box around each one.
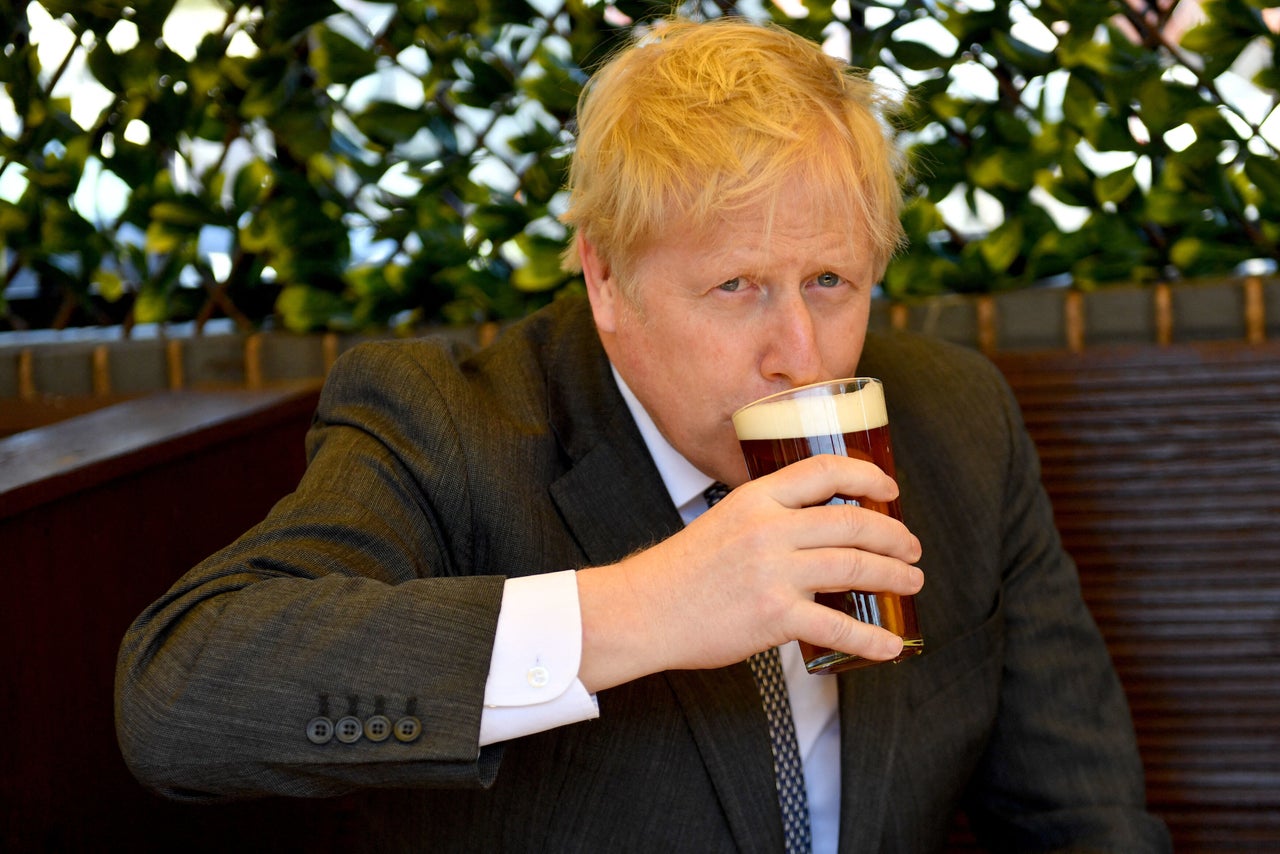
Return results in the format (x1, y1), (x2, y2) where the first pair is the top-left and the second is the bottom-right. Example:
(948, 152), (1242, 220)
(560, 17), (907, 291)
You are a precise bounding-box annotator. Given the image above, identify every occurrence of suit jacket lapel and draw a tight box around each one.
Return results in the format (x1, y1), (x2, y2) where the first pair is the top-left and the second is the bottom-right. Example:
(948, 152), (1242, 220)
(547, 416), (679, 567)
(542, 302), (783, 851)
(545, 301), (682, 565)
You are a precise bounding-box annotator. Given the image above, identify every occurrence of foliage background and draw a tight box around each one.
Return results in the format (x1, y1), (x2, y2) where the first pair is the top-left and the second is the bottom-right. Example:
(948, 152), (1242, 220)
(1, 0), (1278, 334)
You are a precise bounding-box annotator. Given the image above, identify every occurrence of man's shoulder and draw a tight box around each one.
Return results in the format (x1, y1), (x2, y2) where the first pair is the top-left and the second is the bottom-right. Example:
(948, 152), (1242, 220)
(858, 329), (1019, 443)
(319, 296), (612, 440)
(332, 296), (598, 383)
(860, 329), (1000, 387)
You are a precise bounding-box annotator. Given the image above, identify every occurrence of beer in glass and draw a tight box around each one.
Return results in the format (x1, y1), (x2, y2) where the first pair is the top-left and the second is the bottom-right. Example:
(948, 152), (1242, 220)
(731, 377), (923, 674)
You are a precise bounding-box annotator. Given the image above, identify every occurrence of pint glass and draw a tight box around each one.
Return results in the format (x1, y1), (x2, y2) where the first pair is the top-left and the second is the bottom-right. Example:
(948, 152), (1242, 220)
(731, 378), (923, 674)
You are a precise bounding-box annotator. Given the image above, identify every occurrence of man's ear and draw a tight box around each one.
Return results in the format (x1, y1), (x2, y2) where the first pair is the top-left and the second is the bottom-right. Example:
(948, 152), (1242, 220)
(579, 233), (619, 334)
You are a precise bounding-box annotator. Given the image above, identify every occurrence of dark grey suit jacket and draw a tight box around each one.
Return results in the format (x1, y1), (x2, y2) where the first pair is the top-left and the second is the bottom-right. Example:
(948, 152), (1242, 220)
(116, 297), (1169, 852)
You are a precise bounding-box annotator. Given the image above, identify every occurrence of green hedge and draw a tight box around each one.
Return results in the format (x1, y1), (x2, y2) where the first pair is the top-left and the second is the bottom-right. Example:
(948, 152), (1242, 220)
(2, 0), (1277, 333)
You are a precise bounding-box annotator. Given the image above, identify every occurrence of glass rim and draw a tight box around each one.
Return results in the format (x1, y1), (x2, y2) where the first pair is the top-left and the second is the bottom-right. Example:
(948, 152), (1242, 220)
(732, 376), (881, 420)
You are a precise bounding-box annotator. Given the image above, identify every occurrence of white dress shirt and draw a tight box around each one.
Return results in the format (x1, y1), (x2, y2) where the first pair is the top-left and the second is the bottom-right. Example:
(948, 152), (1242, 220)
(477, 370), (841, 853)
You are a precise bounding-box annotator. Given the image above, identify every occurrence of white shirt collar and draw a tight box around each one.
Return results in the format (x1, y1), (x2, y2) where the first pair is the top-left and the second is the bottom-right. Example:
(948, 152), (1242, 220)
(610, 366), (716, 523)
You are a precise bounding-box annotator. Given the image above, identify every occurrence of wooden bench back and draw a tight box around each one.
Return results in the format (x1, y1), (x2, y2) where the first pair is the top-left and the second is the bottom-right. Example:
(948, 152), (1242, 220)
(991, 341), (1280, 849)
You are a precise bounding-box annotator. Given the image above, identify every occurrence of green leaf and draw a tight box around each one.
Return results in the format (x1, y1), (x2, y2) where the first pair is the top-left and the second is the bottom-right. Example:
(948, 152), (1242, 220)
(978, 219), (1024, 274)
(1061, 72), (1101, 134)
(150, 197), (211, 229)
(510, 234), (569, 292)
(471, 199), (527, 244)
(313, 26), (378, 87)
(942, 7), (1008, 44)
(275, 284), (350, 332)
(992, 110), (1034, 148)
(1244, 155), (1280, 217)
(130, 0), (180, 40)
(1180, 0), (1266, 77)
(41, 202), (95, 252)
(899, 196), (946, 239)
(1254, 63), (1280, 92)
(1169, 235), (1257, 276)
(354, 101), (428, 148)
(0, 200), (29, 235)
(1143, 183), (1189, 226)
(1028, 227), (1093, 281)
(1185, 0), (1269, 47)
(1186, 105), (1242, 146)
(233, 160), (274, 212)
(519, 153), (566, 206)
(1094, 166), (1138, 205)
(86, 39), (125, 92)
(1135, 77), (1196, 136)
(888, 38), (952, 72)
(133, 285), (170, 324)
(145, 220), (189, 254)
(260, 0), (341, 43)
(1057, 34), (1111, 75)
(969, 149), (1036, 191)
(457, 52), (516, 106)
(907, 137), (967, 200)
(272, 107), (333, 161)
(881, 251), (961, 300)
(523, 46), (585, 117)
(989, 31), (1054, 77)
(95, 268), (126, 302)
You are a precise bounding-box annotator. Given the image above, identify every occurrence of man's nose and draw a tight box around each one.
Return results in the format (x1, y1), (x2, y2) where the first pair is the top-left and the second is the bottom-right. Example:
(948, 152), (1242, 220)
(760, 293), (823, 386)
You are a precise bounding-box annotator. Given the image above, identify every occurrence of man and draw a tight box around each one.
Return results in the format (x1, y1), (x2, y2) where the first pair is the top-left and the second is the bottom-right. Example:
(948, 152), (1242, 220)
(116, 17), (1170, 852)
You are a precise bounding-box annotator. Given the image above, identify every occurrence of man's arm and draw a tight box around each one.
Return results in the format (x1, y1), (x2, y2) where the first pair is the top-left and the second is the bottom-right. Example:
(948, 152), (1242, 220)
(964, 372), (1171, 852)
(116, 344), (511, 800)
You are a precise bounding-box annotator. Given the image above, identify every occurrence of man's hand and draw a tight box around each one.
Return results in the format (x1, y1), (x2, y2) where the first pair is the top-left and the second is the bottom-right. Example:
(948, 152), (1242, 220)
(575, 454), (924, 692)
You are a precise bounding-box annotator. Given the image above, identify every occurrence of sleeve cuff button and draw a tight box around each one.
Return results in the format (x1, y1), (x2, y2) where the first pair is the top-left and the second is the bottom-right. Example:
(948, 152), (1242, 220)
(305, 717), (334, 745)
(335, 715), (363, 744)
(393, 716), (422, 743)
(364, 714), (392, 742)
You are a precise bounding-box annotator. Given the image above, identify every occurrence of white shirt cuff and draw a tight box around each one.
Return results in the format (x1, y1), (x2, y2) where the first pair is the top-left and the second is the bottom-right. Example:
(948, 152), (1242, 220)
(478, 570), (600, 746)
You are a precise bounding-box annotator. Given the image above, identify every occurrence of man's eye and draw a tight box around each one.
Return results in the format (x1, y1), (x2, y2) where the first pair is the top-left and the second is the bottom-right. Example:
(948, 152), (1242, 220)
(815, 272), (841, 288)
(717, 278), (742, 292)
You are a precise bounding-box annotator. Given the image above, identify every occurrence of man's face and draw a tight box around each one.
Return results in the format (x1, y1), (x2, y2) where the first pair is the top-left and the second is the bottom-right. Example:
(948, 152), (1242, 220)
(583, 194), (876, 486)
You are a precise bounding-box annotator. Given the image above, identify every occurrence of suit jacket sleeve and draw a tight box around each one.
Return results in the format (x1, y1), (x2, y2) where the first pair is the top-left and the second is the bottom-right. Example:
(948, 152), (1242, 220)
(859, 332), (1169, 852)
(954, 350), (1170, 851)
(115, 342), (513, 800)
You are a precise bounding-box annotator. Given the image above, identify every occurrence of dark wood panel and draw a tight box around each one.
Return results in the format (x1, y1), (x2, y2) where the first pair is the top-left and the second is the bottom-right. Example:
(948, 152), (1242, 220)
(0, 382), (358, 853)
(986, 341), (1280, 852)
(0, 394), (137, 438)
(0, 382), (323, 517)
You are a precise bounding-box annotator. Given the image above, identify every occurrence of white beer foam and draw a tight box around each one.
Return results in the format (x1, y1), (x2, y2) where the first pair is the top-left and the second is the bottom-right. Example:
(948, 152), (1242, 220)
(732, 380), (887, 440)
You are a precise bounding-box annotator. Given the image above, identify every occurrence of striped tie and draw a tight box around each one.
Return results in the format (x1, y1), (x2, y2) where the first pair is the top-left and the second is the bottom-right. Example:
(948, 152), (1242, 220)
(703, 483), (812, 853)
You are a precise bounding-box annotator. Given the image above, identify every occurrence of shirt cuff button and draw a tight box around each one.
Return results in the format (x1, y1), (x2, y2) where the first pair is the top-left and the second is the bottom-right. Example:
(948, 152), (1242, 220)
(527, 665), (550, 688)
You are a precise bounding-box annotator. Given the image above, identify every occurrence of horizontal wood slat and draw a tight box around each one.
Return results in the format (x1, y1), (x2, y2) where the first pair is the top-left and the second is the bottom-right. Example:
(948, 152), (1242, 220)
(989, 341), (1280, 851)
